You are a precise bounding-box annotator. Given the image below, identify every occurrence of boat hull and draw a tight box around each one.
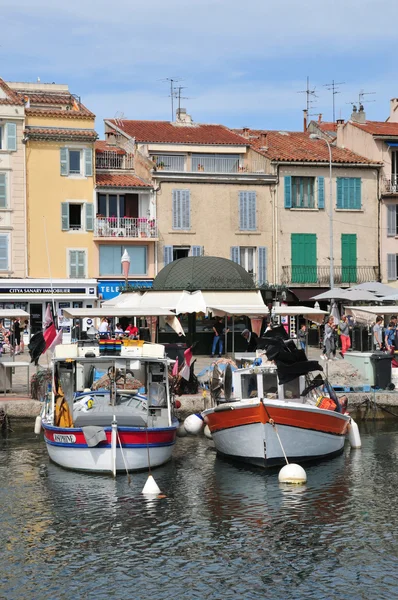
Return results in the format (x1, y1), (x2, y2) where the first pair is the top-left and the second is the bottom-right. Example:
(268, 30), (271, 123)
(204, 400), (350, 468)
(43, 422), (178, 473)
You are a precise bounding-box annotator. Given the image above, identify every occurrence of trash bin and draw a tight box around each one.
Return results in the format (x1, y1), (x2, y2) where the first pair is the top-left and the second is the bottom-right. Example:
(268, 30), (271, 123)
(370, 352), (393, 389)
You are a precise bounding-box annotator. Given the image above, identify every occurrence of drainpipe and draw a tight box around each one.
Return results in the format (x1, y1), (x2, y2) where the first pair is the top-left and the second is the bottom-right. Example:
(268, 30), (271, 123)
(274, 165), (280, 284)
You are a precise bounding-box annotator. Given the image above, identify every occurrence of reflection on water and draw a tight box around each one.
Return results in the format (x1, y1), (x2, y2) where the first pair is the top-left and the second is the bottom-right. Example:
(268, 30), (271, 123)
(1, 424), (398, 599)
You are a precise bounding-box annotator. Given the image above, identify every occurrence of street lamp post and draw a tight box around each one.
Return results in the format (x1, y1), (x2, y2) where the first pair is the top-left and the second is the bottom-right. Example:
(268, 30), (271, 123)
(310, 134), (334, 289)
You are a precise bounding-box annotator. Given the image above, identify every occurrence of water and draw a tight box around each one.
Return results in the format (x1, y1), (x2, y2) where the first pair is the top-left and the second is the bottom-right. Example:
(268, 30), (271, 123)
(1, 424), (398, 600)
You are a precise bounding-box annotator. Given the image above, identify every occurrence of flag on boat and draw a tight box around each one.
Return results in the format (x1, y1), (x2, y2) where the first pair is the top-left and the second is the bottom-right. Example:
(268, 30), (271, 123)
(180, 346), (193, 381)
(43, 303), (53, 328)
(172, 358), (179, 377)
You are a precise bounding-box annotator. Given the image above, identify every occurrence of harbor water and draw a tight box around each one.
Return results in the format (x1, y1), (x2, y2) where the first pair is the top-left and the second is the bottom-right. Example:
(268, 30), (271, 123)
(1, 423), (398, 599)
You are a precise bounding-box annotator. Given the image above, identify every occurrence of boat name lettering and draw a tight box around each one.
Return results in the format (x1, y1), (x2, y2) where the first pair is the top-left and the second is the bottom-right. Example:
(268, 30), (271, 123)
(53, 434), (77, 444)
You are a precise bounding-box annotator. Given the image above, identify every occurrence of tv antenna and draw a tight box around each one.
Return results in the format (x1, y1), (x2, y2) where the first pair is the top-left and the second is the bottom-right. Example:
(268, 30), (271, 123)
(174, 86), (193, 117)
(298, 76), (318, 114)
(347, 89), (376, 110)
(161, 77), (182, 121)
(323, 80), (345, 123)
(114, 111), (125, 128)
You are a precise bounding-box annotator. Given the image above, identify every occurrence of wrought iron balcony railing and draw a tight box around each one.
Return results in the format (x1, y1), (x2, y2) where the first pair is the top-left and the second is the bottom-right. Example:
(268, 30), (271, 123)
(281, 265), (379, 286)
(96, 151), (134, 170)
(94, 217), (158, 239)
(382, 176), (398, 194)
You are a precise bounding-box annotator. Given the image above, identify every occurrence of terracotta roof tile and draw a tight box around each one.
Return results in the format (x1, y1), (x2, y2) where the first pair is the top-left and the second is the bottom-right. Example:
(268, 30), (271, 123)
(107, 119), (248, 146)
(234, 129), (377, 165)
(95, 140), (125, 155)
(0, 78), (24, 106)
(350, 120), (398, 136)
(96, 173), (152, 188)
(24, 126), (97, 141)
(318, 121), (337, 133)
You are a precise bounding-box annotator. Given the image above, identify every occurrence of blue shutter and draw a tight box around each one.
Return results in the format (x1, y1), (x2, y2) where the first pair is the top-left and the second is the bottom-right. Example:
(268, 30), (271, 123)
(336, 178), (343, 208)
(181, 190), (191, 229)
(284, 176), (292, 208)
(387, 254), (397, 280)
(85, 203), (94, 231)
(61, 203), (69, 230)
(84, 148), (93, 177)
(191, 245), (203, 256)
(164, 245), (173, 265)
(0, 173), (7, 209)
(387, 205), (397, 237)
(239, 191), (247, 229)
(69, 250), (77, 278)
(77, 251), (86, 278)
(60, 148), (68, 176)
(248, 192), (256, 230)
(317, 176), (325, 209)
(5, 123), (16, 151)
(0, 234), (9, 271)
(258, 247), (267, 285)
(230, 246), (240, 264)
(354, 178), (361, 209)
(172, 190), (183, 229)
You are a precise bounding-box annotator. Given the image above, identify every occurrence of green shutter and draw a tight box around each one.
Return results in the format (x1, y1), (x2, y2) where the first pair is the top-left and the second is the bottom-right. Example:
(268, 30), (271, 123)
(284, 176), (292, 208)
(317, 176), (325, 209)
(61, 203), (69, 230)
(77, 251), (86, 278)
(291, 233), (317, 283)
(341, 234), (357, 283)
(85, 203), (94, 231)
(5, 123), (17, 151)
(60, 148), (68, 176)
(69, 250), (77, 277)
(0, 173), (7, 209)
(84, 148), (93, 177)
(354, 178), (361, 209)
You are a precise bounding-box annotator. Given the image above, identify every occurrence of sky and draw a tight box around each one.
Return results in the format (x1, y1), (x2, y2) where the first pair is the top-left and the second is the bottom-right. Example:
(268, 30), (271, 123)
(1, 0), (396, 137)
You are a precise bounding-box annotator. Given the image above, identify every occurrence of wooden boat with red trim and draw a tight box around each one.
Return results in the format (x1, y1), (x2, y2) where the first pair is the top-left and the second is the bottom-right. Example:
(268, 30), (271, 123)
(41, 351), (178, 474)
(203, 359), (354, 468)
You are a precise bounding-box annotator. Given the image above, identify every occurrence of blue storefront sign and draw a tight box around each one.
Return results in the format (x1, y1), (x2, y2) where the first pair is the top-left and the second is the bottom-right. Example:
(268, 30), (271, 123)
(98, 280), (153, 300)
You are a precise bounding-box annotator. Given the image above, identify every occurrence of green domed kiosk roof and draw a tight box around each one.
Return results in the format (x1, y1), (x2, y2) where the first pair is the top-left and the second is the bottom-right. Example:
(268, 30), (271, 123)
(153, 256), (256, 291)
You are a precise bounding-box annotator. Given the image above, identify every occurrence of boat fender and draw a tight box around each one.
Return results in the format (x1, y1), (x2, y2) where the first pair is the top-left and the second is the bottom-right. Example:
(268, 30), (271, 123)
(34, 415), (42, 435)
(278, 463), (307, 484)
(183, 413), (204, 435)
(347, 418), (362, 449)
(204, 425), (212, 439)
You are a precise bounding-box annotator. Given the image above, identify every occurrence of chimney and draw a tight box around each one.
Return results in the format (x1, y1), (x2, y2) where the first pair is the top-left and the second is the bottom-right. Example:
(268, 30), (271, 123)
(318, 113), (322, 124)
(303, 109), (308, 132)
(390, 98), (398, 122)
(242, 127), (250, 139)
(336, 119), (345, 147)
(351, 105), (366, 124)
(175, 108), (194, 126)
(260, 132), (267, 147)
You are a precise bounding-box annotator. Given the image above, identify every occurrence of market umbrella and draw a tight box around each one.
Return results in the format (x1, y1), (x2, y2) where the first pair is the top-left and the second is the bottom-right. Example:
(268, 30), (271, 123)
(310, 288), (348, 301)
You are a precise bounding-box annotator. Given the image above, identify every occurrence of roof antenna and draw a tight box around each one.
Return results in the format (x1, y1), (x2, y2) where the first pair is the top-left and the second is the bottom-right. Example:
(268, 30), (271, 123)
(174, 86), (193, 120)
(323, 79), (345, 123)
(161, 77), (182, 121)
(298, 76), (318, 116)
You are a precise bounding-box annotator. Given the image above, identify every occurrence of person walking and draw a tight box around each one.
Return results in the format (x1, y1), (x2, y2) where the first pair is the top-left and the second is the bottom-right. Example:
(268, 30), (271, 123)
(322, 316), (335, 361)
(385, 320), (396, 353)
(297, 324), (307, 352)
(211, 317), (224, 358)
(339, 314), (351, 358)
(373, 316), (384, 351)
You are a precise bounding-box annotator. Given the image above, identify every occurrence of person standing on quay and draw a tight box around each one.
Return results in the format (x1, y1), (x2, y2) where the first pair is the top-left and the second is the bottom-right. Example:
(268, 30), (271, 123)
(373, 316), (383, 351)
(339, 314), (351, 358)
(322, 316), (335, 361)
(211, 316), (224, 358)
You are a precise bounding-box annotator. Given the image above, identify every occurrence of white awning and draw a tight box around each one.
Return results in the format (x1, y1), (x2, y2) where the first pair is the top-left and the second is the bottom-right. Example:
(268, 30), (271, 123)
(271, 305), (328, 324)
(62, 307), (175, 318)
(209, 305), (269, 316)
(344, 305), (398, 325)
(0, 309), (30, 318)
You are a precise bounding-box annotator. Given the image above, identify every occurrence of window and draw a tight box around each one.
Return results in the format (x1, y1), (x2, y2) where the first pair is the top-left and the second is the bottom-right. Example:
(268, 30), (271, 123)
(191, 154), (240, 173)
(391, 150), (398, 187)
(60, 147), (93, 177)
(387, 204), (398, 237)
(151, 154), (185, 171)
(336, 178), (361, 210)
(341, 234), (357, 283)
(61, 203), (94, 231)
(0, 123), (16, 151)
(68, 250), (87, 278)
(163, 245), (201, 265)
(387, 254), (398, 281)
(291, 233), (317, 283)
(172, 189), (190, 230)
(239, 191), (256, 230)
(0, 173), (8, 209)
(97, 193), (141, 218)
(284, 176), (324, 209)
(0, 234), (9, 271)
(0, 126), (2, 150)
(230, 246), (267, 284)
(99, 245), (147, 276)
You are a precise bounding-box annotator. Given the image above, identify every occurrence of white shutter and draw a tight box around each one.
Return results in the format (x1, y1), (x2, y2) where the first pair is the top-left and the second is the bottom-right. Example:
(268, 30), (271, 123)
(191, 246), (203, 256)
(182, 190), (191, 229)
(387, 254), (397, 280)
(61, 203), (69, 230)
(0, 173), (7, 209)
(164, 245), (173, 265)
(77, 251), (86, 278)
(60, 148), (69, 176)
(0, 234), (9, 270)
(69, 250), (77, 278)
(84, 148), (93, 177)
(85, 203), (94, 231)
(230, 246), (240, 263)
(5, 123), (17, 151)
(387, 205), (397, 237)
(257, 247), (267, 285)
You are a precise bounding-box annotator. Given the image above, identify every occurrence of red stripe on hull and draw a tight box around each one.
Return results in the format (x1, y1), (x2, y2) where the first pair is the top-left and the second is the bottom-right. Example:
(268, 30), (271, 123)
(44, 427), (176, 446)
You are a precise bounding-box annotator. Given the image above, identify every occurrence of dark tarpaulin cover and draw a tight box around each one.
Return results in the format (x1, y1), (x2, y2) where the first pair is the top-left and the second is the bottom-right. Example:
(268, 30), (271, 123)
(28, 332), (46, 366)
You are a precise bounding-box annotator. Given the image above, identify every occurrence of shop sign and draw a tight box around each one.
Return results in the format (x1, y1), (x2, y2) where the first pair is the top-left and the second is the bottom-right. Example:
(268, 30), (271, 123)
(0, 287), (96, 295)
(98, 280), (153, 300)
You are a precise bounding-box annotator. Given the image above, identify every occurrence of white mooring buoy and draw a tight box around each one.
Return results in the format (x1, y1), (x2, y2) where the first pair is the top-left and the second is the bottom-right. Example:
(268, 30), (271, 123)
(34, 415), (42, 435)
(204, 425), (212, 439)
(278, 463), (307, 484)
(348, 418), (362, 449)
(142, 475), (161, 495)
(183, 413), (204, 435)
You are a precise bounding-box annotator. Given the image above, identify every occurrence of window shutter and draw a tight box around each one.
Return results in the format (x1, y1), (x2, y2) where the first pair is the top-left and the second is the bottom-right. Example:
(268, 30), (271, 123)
(85, 203), (94, 231)
(77, 251), (86, 278)
(84, 148), (93, 177)
(239, 191), (247, 229)
(0, 173), (7, 209)
(172, 190), (181, 229)
(284, 176), (292, 209)
(336, 178), (343, 208)
(5, 123), (17, 151)
(181, 190), (191, 229)
(164, 245), (173, 266)
(61, 203), (69, 230)
(0, 234), (9, 270)
(317, 176), (325, 209)
(69, 250), (77, 278)
(354, 178), (361, 209)
(191, 245), (203, 257)
(387, 254), (397, 280)
(230, 246), (240, 264)
(257, 246), (267, 285)
(387, 205), (397, 237)
(248, 192), (256, 230)
(60, 148), (69, 176)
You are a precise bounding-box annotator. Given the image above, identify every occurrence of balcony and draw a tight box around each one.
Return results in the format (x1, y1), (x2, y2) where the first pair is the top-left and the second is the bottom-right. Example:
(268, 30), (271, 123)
(96, 151), (134, 170)
(94, 217), (158, 239)
(281, 265), (379, 287)
(382, 176), (398, 195)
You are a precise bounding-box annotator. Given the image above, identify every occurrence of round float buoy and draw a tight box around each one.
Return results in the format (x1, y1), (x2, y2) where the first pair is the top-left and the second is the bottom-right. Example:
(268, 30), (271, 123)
(174, 400), (181, 409)
(34, 415), (42, 435)
(142, 475), (161, 495)
(348, 418), (362, 449)
(204, 425), (212, 439)
(184, 413), (204, 435)
(176, 423), (187, 437)
(278, 463), (307, 484)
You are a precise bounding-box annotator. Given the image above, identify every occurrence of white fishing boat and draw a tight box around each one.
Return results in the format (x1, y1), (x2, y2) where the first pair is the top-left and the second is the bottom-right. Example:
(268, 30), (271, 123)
(203, 327), (360, 468)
